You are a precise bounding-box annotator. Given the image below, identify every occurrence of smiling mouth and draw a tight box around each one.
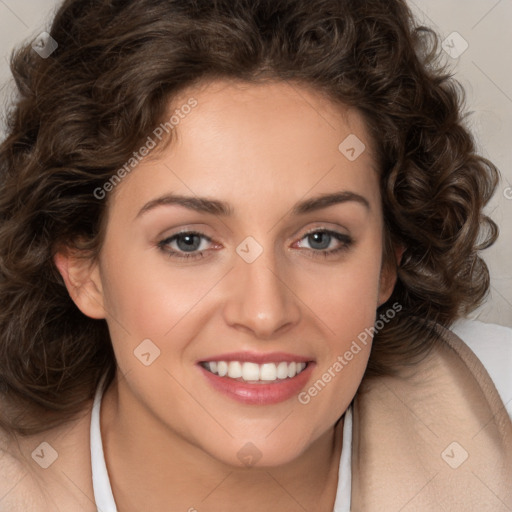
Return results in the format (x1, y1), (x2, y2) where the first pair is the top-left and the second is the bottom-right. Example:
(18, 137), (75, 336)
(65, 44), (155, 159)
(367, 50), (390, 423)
(199, 360), (309, 383)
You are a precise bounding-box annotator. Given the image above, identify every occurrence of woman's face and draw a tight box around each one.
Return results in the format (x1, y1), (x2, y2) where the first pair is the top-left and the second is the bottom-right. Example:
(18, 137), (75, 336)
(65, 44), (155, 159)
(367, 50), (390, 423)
(65, 79), (395, 467)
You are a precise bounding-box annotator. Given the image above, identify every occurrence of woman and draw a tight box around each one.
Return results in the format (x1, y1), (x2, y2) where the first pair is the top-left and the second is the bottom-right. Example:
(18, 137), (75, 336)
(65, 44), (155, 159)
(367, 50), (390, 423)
(0, 0), (510, 510)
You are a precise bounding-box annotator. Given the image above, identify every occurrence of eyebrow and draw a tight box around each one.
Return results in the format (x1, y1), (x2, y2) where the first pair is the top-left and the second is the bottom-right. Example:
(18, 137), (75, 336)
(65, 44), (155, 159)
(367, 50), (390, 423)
(135, 190), (370, 219)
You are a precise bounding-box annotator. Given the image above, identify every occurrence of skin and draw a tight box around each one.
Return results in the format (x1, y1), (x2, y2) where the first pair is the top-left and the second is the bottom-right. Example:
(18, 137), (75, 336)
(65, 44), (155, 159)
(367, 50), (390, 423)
(56, 79), (398, 511)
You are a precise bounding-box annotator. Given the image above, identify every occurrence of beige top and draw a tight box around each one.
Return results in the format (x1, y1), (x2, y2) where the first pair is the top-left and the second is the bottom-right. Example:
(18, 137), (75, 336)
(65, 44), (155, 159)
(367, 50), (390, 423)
(1, 324), (511, 511)
(351, 324), (512, 510)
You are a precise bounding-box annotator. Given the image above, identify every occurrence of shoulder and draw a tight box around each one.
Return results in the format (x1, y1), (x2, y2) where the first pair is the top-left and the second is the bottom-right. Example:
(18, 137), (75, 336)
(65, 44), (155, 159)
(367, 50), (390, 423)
(0, 402), (96, 511)
(0, 429), (46, 510)
(450, 317), (512, 414)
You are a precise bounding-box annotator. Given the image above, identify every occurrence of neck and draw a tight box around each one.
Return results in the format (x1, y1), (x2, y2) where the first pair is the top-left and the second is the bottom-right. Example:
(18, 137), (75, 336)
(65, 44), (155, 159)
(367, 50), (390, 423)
(100, 375), (345, 512)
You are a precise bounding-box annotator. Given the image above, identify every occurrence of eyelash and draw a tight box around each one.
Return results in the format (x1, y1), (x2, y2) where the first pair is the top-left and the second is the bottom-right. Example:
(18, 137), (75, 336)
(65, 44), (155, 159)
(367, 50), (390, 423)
(157, 229), (353, 261)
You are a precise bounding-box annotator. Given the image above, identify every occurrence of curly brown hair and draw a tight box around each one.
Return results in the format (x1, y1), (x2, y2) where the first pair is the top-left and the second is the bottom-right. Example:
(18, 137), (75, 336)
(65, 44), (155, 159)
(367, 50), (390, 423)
(0, 0), (498, 436)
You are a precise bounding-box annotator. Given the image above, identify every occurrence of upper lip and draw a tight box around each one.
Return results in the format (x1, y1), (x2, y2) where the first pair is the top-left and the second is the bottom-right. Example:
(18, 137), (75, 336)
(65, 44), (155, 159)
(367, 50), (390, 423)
(198, 351), (313, 364)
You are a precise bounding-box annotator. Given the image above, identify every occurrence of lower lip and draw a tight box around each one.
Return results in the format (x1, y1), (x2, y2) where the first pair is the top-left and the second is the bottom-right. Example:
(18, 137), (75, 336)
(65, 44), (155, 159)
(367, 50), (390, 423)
(198, 363), (315, 405)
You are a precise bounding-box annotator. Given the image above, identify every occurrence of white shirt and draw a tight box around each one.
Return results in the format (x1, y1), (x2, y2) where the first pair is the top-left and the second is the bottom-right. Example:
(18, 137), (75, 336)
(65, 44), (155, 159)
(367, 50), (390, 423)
(90, 320), (512, 512)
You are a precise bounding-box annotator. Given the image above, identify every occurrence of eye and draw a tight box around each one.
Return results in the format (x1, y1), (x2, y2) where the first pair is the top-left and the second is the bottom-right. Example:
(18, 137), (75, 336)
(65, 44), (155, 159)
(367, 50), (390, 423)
(157, 231), (214, 260)
(294, 229), (353, 258)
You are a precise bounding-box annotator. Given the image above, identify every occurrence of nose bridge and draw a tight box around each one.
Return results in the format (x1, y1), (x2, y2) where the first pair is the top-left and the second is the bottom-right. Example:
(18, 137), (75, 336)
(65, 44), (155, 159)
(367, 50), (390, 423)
(222, 240), (300, 337)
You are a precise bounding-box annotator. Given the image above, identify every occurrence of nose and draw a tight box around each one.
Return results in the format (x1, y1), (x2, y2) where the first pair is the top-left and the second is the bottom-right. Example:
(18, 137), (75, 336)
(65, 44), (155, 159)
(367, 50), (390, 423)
(222, 250), (301, 339)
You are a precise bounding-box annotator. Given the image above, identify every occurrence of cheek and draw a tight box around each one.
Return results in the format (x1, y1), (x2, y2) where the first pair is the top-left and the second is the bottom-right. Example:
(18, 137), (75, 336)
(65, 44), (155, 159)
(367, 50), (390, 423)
(290, 242), (382, 417)
(294, 244), (383, 339)
(318, 265), (380, 326)
(98, 243), (232, 374)
(99, 261), (190, 348)
(292, 281), (378, 443)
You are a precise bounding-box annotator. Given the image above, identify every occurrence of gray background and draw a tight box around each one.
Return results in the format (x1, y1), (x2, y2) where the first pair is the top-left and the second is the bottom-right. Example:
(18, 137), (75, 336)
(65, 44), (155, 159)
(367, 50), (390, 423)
(0, 0), (511, 327)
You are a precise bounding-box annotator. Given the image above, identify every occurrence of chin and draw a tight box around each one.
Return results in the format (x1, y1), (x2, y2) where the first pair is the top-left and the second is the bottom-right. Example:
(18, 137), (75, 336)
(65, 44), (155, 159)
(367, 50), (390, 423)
(203, 433), (312, 470)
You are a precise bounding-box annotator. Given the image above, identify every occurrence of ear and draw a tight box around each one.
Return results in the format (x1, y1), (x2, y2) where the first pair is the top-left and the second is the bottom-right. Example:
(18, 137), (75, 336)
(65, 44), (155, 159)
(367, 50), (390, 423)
(377, 244), (405, 307)
(53, 247), (106, 319)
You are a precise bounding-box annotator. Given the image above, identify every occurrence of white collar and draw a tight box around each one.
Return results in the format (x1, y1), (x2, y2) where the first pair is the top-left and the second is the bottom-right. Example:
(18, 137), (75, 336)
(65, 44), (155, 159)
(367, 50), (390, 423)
(90, 379), (352, 512)
(90, 377), (117, 512)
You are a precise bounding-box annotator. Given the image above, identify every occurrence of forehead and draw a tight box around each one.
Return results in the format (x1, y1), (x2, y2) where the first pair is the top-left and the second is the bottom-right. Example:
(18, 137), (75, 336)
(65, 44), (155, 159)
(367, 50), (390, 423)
(171, 78), (377, 164)
(108, 79), (380, 219)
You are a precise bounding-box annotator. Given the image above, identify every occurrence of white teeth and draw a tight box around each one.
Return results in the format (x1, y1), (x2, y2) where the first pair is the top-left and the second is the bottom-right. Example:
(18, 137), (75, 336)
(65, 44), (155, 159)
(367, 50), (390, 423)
(287, 362), (297, 378)
(277, 362), (288, 379)
(203, 360), (308, 382)
(227, 361), (242, 378)
(217, 361), (228, 377)
(260, 363), (277, 381)
(241, 362), (260, 381)
(276, 362), (289, 379)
